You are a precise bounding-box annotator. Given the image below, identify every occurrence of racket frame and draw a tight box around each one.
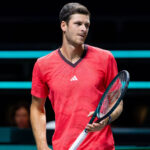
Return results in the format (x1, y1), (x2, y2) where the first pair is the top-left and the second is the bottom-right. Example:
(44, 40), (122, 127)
(96, 70), (130, 122)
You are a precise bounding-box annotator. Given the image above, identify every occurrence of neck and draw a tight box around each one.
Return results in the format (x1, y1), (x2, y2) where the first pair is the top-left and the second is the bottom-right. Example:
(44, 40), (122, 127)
(60, 42), (84, 64)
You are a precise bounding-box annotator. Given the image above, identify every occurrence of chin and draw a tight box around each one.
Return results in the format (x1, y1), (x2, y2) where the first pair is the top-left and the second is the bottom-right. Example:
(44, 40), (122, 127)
(76, 40), (85, 45)
(71, 39), (85, 47)
(75, 43), (84, 47)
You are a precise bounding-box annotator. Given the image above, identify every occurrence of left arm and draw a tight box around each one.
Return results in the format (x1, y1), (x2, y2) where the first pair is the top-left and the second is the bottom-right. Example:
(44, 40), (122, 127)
(86, 100), (123, 132)
(109, 100), (123, 123)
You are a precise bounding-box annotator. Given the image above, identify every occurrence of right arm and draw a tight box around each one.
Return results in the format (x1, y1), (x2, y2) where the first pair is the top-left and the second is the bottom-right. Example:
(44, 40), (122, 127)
(30, 96), (51, 150)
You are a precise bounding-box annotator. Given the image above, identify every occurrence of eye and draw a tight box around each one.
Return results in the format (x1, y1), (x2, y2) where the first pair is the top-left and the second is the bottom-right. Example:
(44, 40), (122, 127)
(75, 22), (82, 26)
(85, 23), (90, 29)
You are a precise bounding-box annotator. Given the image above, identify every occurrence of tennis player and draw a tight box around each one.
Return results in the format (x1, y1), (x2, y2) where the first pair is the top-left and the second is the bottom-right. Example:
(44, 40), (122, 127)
(30, 2), (123, 150)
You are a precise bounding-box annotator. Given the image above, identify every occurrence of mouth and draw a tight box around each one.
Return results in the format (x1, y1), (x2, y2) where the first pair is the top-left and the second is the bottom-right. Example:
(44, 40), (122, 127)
(78, 34), (86, 39)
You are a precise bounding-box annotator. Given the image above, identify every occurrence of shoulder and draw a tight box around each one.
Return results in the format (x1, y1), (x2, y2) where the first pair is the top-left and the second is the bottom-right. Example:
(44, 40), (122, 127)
(37, 49), (58, 63)
(86, 44), (114, 60)
(33, 49), (59, 77)
(35, 49), (59, 68)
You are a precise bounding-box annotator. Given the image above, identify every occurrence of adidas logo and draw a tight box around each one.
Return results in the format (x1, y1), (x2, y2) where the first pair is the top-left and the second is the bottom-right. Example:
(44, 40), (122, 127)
(70, 75), (78, 81)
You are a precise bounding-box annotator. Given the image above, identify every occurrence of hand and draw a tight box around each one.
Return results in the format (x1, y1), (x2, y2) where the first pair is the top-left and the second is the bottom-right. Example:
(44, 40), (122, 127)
(85, 111), (109, 132)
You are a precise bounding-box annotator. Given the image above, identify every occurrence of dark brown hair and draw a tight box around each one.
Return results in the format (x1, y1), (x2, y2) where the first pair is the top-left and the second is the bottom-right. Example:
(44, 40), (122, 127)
(59, 2), (90, 23)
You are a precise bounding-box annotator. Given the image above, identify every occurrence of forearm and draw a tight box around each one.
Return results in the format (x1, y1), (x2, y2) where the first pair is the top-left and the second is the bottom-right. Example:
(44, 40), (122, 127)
(109, 100), (123, 123)
(30, 102), (48, 150)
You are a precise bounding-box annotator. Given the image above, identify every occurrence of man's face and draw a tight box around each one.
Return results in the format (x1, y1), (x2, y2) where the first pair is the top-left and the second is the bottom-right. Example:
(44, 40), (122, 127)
(62, 14), (90, 46)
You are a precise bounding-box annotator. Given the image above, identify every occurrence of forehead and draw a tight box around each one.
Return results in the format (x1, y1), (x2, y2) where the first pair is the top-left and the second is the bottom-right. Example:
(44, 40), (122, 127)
(69, 14), (90, 23)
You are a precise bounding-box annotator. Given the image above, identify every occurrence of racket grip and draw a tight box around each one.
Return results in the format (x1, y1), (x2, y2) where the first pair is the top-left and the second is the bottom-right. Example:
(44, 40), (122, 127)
(69, 130), (87, 150)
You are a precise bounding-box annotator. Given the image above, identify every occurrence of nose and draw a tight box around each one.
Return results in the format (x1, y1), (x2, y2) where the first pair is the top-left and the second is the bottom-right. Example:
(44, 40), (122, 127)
(81, 24), (87, 32)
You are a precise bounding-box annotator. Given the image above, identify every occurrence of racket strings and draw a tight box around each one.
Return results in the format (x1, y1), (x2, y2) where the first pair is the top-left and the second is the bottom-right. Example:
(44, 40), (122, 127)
(99, 72), (128, 117)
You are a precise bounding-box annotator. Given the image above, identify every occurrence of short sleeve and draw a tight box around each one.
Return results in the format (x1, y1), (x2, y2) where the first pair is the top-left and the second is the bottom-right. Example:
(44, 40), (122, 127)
(31, 61), (48, 98)
(105, 53), (118, 88)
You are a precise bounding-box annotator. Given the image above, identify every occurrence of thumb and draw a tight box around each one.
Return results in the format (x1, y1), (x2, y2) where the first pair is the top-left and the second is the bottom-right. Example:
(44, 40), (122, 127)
(88, 111), (94, 117)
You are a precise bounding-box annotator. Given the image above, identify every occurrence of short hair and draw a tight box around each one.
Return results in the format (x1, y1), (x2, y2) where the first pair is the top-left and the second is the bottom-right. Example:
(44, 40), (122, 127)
(59, 2), (90, 23)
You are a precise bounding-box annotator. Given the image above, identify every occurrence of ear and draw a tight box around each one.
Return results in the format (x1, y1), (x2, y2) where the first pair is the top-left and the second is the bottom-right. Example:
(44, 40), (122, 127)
(61, 21), (67, 32)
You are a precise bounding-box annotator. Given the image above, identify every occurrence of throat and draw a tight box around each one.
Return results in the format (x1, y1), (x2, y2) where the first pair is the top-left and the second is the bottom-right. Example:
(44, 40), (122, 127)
(70, 56), (81, 64)
(62, 52), (81, 64)
(58, 45), (87, 67)
(60, 47), (84, 64)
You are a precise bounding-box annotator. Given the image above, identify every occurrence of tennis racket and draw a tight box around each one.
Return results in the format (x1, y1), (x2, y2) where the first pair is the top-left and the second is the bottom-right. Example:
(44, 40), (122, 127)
(69, 70), (130, 150)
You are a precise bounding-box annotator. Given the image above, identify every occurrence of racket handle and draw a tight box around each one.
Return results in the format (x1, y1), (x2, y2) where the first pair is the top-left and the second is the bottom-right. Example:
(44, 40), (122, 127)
(69, 130), (87, 150)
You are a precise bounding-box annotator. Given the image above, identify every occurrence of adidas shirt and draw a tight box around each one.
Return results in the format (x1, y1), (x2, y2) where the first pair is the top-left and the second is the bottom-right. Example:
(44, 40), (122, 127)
(31, 45), (118, 150)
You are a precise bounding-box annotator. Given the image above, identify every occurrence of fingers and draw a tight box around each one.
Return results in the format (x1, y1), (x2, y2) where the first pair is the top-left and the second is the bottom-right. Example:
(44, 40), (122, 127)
(88, 111), (94, 117)
(86, 121), (105, 132)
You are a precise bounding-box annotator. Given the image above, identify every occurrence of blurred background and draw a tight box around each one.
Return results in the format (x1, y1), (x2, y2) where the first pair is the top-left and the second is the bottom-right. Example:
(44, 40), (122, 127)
(0, 0), (150, 149)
